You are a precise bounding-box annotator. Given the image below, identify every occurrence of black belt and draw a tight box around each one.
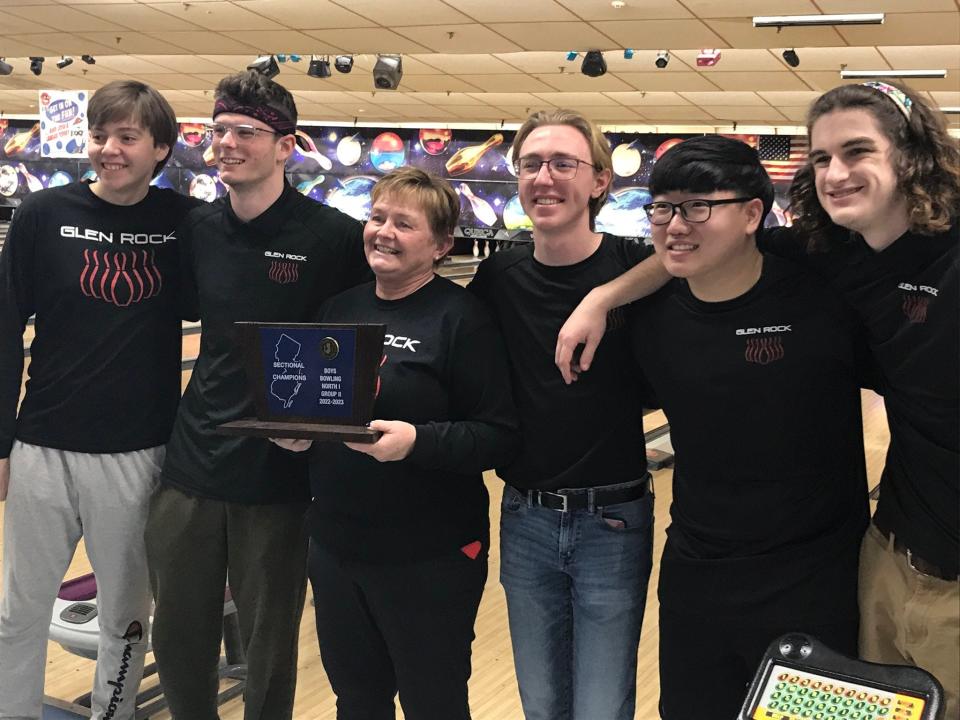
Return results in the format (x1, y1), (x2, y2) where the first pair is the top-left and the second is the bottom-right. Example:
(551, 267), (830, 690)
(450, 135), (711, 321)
(516, 476), (650, 513)
(873, 519), (958, 582)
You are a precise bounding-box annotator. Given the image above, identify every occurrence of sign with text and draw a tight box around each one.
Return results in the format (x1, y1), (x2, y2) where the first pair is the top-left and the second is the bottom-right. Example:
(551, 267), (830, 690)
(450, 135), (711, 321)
(39, 90), (88, 158)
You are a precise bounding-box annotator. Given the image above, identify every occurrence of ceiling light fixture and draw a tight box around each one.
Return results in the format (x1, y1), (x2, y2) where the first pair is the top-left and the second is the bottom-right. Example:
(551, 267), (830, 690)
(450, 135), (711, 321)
(566, 51), (578, 61)
(334, 55), (353, 73)
(81, 55), (96, 65)
(840, 69), (947, 79)
(0, 58), (11, 76)
(623, 48), (634, 59)
(754, 13), (884, 27)
(696, 49), (721, 67)
(56, 56), (74, 70)
(372, 54), (403, 90)
(782, 49), (800, 68)
(655, 50), (669, 69)
(307, 55), (331, 78)
(581, 50), (607, 77)
(29, 57), (44, 76)
(940, 106), (960, 114)
(247, 54), (280, 78)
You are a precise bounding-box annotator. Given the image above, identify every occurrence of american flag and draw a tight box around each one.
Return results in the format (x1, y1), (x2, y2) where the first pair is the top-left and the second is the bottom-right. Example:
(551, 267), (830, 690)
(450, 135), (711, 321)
(758, 135), (808, 184)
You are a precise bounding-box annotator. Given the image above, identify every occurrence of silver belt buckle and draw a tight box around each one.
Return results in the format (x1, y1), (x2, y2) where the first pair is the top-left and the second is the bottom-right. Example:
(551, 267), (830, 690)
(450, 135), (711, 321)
(537, 490), (569, 512)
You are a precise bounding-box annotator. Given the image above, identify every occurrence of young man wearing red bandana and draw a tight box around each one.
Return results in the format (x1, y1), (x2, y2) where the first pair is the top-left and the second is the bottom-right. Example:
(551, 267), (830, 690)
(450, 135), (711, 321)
(144, 71), (369, 718)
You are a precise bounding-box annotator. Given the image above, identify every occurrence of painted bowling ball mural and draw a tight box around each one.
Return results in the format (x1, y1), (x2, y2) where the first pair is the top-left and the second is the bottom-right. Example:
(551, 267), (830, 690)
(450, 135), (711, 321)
(503, 193), (532, 231)
(369, 132), (405, 173)
(596, 187), (652, 238)
(179, 123), (207, 148)
(326, 176), (376, 222)
(419, 128), (452, 156)
(655, 138), (684, 159)
(0, 165), (17, 197)
(189, 173), (219, 202)
(46, 170), (73, 188)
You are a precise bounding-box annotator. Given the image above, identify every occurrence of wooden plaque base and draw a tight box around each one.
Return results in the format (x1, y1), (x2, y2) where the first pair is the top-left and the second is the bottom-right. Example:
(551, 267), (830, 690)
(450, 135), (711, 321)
(216, 418), (381, 443)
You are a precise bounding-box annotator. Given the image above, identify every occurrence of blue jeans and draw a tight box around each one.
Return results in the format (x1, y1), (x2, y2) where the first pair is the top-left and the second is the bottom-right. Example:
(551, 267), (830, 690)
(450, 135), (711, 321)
(499, 481), (655, 720)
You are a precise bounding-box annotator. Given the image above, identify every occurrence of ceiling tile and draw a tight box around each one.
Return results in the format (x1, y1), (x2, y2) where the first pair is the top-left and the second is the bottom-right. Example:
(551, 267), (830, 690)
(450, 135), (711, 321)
(537, 72), (636, 91)
(639, 106), (717, 120)
(758, 91), (821, 105)
(681, 0), (820, 15)
(395, 24), (523, 53)
(412, 54), (519, 75)
(816, 0), (955, 10)
(142, 32), (262, 54)
(453, 74), (558, 92)
(591, 19), (728, 49)
(618, 72), (721, 92)
(149, 2), (285, 31)
(557, 0), (693, 20)
(231, 0), (376, 28)
(223, 31), (329, 54)
(838, 13), (960, 46)
(304, 28), (432, 54)
(707, 105), (789, 121)
(466, 92), (551, 106)
(603, 91), (692, 106)
(444, 0), (578, 23)
(579, 105), (644, 121)
(879, 45), (960, 70)
(326, 0), (473, 26)
(779, 46), (891, 72)
(4, 5), (127, 32)
(397, 75), (486, 92)
(706, 72), (812, 91)
(531, 91), (618, 105)
(75, 4), (206, 32)
(679, 91), (768, 106)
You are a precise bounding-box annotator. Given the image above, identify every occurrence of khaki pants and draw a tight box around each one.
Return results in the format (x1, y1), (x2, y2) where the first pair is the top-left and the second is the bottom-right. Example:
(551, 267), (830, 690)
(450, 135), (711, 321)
(859, 522), (959, 719)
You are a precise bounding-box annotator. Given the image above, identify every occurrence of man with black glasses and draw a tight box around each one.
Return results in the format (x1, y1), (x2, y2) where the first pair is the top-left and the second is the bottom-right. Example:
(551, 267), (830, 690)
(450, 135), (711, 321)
(629, 136), (871, 718)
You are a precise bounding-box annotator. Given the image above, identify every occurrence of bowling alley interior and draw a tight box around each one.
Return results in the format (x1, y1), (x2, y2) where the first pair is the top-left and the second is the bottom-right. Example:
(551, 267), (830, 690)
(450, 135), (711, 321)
(1, 0), (958, 718)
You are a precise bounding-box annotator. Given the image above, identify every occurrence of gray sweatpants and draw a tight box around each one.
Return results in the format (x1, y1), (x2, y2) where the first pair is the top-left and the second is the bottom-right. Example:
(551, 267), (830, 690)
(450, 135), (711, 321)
(0, 440), (162, 720)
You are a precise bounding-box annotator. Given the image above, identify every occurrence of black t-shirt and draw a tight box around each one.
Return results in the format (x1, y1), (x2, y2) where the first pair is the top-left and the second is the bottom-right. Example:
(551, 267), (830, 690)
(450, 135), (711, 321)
(307, 277), (519, 563)
(633, 254), (870, 619)
(161, 184), (370, 504)
(0, 183), (198, 455)
(469, 234), (652, 490)
(761, 225), (959, 577)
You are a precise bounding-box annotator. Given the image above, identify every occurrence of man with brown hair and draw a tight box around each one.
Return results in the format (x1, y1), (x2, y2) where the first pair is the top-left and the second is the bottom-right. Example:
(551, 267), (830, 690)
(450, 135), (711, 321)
(0, 80), (195, 719)
(469, 109), (657, 720)
(144, 70), (368, 719)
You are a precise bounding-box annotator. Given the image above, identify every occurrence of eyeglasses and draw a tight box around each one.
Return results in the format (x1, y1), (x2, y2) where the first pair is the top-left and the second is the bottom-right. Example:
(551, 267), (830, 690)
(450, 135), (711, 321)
(643, 197), (756, 225)
(514, 156), (598, 180)
(204, 122), (280, 142)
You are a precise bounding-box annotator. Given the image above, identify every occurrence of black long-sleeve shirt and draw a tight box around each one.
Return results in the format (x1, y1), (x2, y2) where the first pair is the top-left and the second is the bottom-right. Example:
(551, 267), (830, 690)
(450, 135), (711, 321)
(469, 235), (653, 491)
(761, 225), (959, 577)
(0, 183), (197, 456)
(161, 184), (370, 504)
(307, 277), (520, 563)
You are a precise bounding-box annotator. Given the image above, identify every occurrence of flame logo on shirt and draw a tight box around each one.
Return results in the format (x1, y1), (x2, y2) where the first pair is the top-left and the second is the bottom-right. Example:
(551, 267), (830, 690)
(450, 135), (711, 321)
(745, 336), (785, 365)
(269, 260), (299, 284)
(901, 293), (929, 324)
(79, 249), (162, 307)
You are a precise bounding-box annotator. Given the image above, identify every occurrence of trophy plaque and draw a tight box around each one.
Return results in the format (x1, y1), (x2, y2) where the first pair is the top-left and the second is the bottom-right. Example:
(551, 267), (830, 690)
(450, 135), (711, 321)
(217, 322), (386, 443)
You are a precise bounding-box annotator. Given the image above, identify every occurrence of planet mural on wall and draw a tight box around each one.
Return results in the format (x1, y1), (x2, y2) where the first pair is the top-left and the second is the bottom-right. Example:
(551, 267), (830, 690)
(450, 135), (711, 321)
(369, 132), (406, 173)
(46, 170), (73, 188)
(179, 123), (206, 148)
(326, 176), (377, 222)
(503, 193), (533, 231)
(655, 138), (684, 159)
(611, 141), (643, 178)
(419, 128), (452, 156)
(336, 134), (363, 166)
(595, 187), (653, 238)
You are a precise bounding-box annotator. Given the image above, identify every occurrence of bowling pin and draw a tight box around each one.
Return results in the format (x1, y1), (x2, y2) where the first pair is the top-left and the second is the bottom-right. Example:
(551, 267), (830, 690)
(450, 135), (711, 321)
(446, 134), (504, 176)
(458, 183), (498, 226)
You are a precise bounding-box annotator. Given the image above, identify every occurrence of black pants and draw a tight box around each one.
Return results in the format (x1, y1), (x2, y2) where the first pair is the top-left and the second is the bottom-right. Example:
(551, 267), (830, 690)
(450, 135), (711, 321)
(309, 541), (487, 720)
(146, 484), (310, 720)
(658, 605), (859, 720)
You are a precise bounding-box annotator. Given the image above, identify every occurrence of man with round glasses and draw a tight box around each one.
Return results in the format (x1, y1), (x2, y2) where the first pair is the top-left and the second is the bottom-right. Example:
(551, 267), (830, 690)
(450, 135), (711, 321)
(470, 109), (657, 720)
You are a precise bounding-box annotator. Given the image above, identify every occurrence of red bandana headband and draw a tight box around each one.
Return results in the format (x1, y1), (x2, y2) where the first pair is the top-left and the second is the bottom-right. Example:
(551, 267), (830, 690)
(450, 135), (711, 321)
(212, 98), (297, 134)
